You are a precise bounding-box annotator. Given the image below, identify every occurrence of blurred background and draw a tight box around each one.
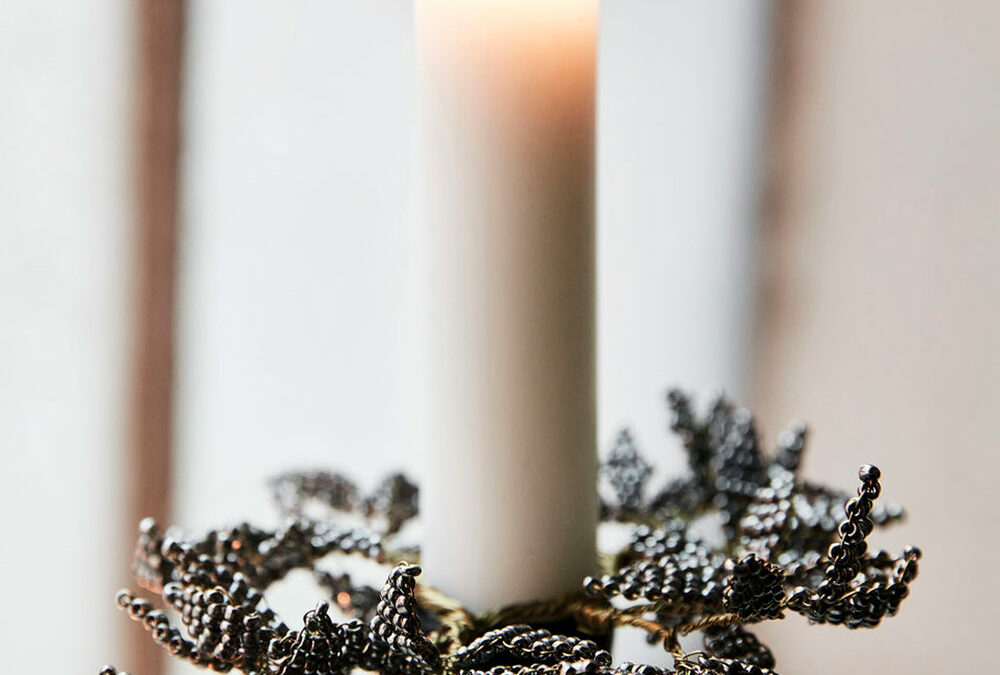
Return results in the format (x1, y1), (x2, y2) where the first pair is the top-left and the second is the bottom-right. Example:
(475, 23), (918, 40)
(1, 1), (998, 673)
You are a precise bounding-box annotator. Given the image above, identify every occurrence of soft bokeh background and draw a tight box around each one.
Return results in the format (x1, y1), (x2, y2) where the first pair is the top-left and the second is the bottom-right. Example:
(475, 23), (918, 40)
(2, 1), (998, 673)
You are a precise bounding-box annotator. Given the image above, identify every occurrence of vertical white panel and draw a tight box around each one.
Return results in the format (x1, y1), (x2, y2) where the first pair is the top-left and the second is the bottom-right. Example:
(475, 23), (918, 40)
(0, 0), (132, 670)
(175, 0), (420, 529)
(598, 0), (772, 470)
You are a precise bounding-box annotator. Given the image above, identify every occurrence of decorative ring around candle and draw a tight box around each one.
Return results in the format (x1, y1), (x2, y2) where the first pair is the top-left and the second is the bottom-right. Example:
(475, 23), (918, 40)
(101, 388), (920, 675)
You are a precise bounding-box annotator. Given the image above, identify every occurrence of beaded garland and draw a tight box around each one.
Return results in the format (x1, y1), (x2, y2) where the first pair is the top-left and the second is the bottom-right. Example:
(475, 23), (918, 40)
(102, 389), (921, 675)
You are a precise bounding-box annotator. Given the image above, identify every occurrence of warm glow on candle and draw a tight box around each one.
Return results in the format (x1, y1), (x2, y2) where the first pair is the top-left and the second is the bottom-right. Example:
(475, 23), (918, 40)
(417, 0), (600, 612)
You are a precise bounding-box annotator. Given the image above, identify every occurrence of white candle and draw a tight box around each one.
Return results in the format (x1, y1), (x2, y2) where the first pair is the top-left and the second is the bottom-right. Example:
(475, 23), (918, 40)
(417, 0), (599, 611)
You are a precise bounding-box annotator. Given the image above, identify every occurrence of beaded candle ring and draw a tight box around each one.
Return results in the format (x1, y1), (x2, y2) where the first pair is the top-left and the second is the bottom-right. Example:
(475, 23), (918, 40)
(102, 389), (920, 675)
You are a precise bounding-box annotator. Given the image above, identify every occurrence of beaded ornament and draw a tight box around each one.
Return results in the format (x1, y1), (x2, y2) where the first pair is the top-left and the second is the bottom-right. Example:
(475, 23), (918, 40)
(102, 389), (921, 675)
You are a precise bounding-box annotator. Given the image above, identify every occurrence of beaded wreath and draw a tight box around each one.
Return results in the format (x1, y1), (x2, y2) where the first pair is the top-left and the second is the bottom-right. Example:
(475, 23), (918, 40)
(102, 389), (921, 675)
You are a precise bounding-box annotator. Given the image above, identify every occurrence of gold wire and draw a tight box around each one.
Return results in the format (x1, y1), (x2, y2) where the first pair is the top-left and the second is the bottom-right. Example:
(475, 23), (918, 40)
(414, 581), (757, 663)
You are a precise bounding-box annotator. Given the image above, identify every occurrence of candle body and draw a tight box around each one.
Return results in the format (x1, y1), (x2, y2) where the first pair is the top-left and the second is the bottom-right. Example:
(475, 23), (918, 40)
(416, 0), (599, 612)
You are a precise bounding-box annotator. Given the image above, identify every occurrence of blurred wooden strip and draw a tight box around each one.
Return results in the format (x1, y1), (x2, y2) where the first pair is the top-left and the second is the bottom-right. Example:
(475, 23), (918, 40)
(749, 0), (802, 396)
(128, 1), (185, 674)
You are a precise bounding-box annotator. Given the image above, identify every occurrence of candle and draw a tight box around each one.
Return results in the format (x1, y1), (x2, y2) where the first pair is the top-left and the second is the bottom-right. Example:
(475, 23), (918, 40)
(417, 0), (599, 612)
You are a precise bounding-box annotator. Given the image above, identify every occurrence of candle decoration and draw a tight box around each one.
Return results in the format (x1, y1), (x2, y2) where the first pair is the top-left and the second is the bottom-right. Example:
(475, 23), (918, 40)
(100, 389), (920, 675)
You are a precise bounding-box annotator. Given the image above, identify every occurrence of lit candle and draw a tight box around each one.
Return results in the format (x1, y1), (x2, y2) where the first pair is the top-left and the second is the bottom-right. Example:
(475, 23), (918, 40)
(417, 0), (599, 612)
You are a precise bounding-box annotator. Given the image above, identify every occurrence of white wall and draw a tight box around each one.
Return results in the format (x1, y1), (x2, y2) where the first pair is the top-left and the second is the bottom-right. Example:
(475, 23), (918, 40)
(175, 1), (422, 530)
(0, 1), (132, 670)
(753, 3), (1000, 673)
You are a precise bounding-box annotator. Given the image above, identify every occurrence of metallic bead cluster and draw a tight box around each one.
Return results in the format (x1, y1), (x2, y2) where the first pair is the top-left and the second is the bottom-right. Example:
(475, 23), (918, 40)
(271, 471), (419, 536)
(785, 466), (921, 629)
(584, 542), (728, 610)
(365, 472), (420, 535)
(272, 470), (359, 515)
(703, 626), (775, 669)
(453, 624), (612, 673)
(625, 521), (700, 560)
(266, 603), (368, 675)
(613, 664), (669, 675)
(134, 515), (383, 596)
(112, 501), (406, 673)
(649, 393), (763, 535)
(723, 555), (784, 619)
(314, 569), (380, 622)
(694, 655), (779, 675)
(369, 564), (440, 675)
(736, 465), (795, 560)
(711, 409), (768, 534)
(116, 588), (237, 672)
(822, 465), (883, 594)
(459, 664), (592, 675)
(602, 429), (653, 512)
(102, 389), (921, 675)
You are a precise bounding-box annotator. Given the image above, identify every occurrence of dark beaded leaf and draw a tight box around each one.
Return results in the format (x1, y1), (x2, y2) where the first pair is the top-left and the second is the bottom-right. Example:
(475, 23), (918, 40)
(774, 424), (807, 473)
(270, 603), (363, 675)
(624, 521), (694, 561)
(613, 663), (670, 675)
(368, 563), (439, 674)
(666, 389), (734, 492)
(711, 410), (768, 536)
(725, 555), (785, 619)
(736, 466), (795, 561)
(271, 471), (360, 517)
(786, 467), (921, 628)
(698, 655), (781, 675)
(703, 625), (775, 669)
(602, 429), (653, 511)
(453, 625), (611, 672)
(365, 472), (420, 535)
(585, 540), (728, 610)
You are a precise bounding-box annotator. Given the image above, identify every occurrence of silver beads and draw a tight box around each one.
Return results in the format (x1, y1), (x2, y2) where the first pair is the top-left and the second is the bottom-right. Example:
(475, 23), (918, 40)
(100, 389), (921, 675)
